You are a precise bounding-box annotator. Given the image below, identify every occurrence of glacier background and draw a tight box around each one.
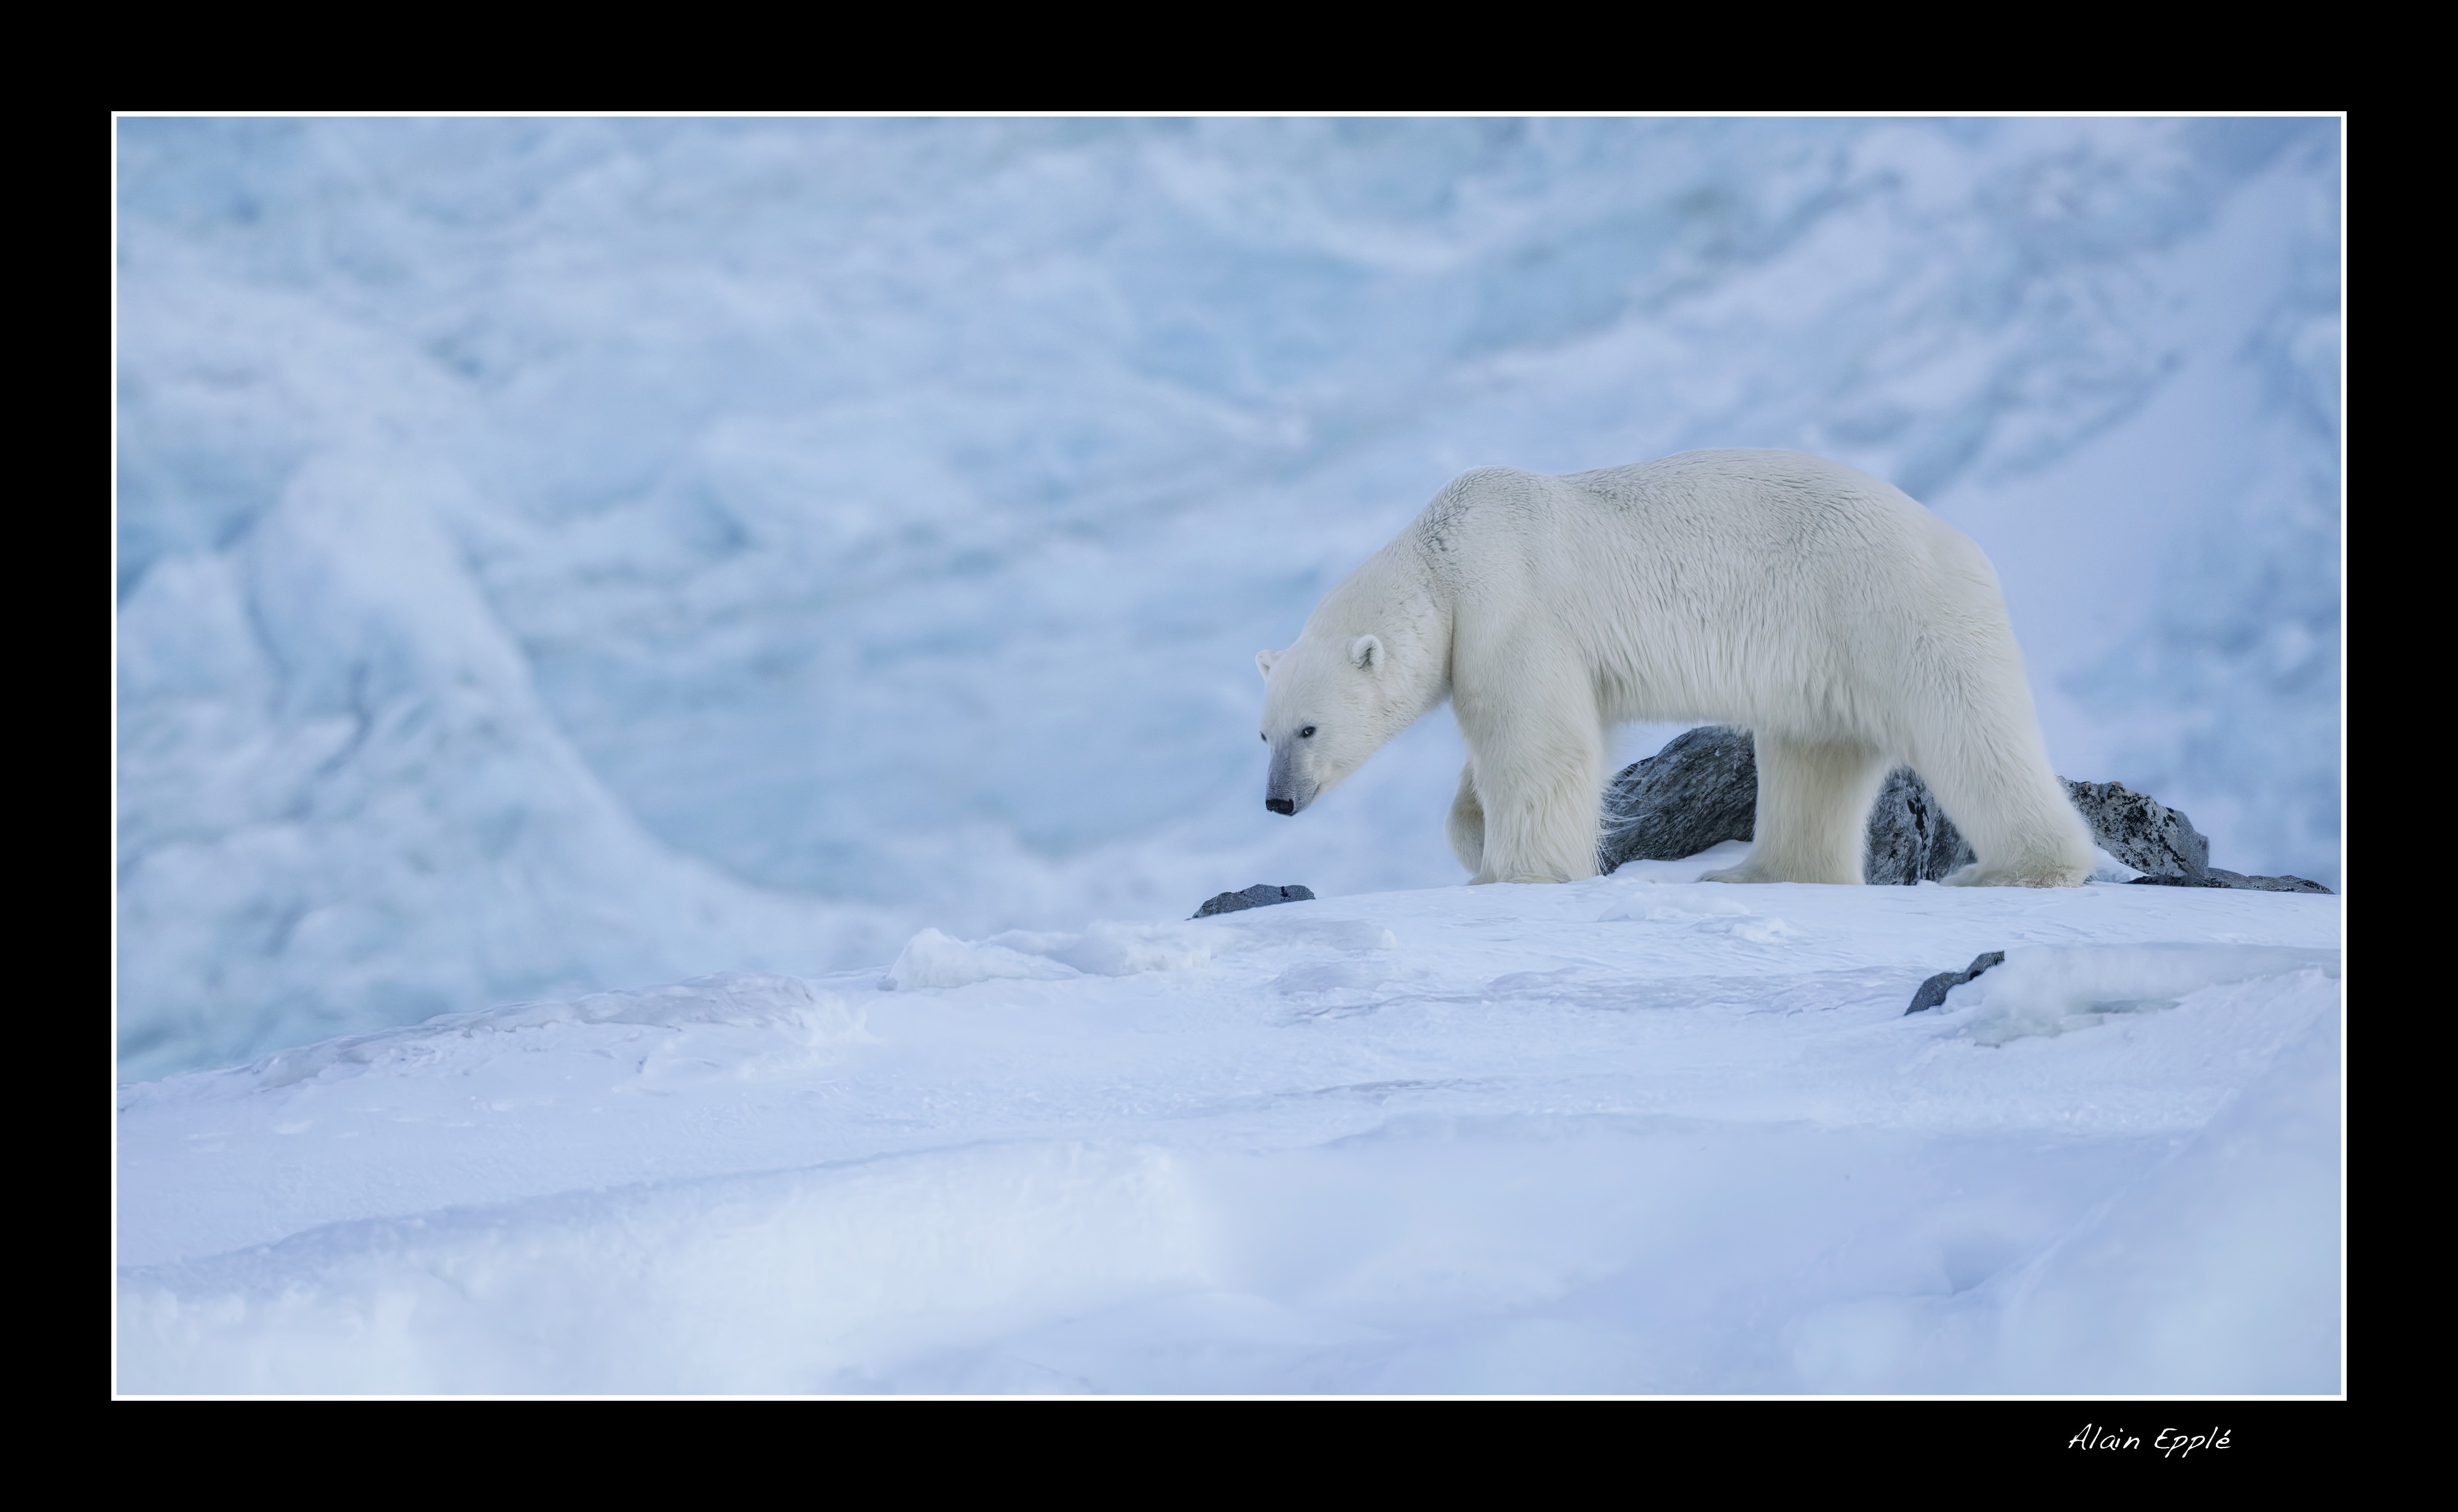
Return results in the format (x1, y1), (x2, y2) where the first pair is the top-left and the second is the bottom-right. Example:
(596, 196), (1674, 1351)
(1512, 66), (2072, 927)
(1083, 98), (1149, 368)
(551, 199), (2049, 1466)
(116, 118), (2342, 1079)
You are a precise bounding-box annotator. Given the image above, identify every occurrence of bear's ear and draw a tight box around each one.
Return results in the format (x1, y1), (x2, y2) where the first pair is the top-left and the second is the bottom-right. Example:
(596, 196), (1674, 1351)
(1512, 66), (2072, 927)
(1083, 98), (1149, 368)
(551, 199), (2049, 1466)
(1349, 635), (1383, 672)
(1255, 649), (1279, 680)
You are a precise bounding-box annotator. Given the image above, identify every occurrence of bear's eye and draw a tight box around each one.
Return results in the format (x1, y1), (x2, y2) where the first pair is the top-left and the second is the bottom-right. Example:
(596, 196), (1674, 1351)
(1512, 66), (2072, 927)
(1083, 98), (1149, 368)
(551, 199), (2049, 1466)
(1259, 733), (1266, 742)
(1300, 726), (1316, 738)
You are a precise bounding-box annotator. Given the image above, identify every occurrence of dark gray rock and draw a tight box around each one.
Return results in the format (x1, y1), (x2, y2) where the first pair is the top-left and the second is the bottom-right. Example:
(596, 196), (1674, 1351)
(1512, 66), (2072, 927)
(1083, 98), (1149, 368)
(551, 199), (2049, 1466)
(1596, 728), (2306, 891)
(1598, 726), (1756, 873)
(1863, 768), (1976, 885)
(2060, 778), (2209, 880)
(2134, 869), (2331, 894)
(1906, 950), (2005, 1014)
(1193, 883), (1317, 919)
(1869, 771), (2217, 886)
(1599, 729), (1970, 882)
(2227, 872), (2331, 894)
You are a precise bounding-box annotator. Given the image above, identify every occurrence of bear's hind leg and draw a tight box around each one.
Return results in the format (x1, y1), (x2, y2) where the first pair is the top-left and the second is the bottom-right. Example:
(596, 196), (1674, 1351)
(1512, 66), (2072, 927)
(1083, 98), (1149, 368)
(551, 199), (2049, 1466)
(1920, 739), (2095, 888)
(1702, 734), (1887, 885)
(1896, 587), (2096, 887)
(1447, 762), (1486, 876)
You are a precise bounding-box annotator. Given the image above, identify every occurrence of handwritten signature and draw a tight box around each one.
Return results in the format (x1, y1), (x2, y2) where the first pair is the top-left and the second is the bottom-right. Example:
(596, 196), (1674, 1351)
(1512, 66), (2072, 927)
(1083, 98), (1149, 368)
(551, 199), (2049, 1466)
(2070, 1425), (2231, 1459)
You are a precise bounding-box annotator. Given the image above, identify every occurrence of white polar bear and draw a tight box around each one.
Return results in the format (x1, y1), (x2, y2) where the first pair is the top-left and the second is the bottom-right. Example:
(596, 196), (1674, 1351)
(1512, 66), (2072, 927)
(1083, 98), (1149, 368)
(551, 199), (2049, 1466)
(1255, 450), (2094, 888)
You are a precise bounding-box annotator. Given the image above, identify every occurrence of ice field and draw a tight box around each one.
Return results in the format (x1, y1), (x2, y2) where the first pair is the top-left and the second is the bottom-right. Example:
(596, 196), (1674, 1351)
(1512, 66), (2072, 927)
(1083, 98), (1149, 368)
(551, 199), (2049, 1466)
(116, 119), (2342, 1075)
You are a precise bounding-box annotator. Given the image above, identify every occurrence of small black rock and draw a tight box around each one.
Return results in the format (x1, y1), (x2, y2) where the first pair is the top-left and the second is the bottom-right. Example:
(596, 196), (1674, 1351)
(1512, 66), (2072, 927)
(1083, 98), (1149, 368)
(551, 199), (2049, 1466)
(1906, 950), (2006, 1015)
(1194, 883), (1317, 919)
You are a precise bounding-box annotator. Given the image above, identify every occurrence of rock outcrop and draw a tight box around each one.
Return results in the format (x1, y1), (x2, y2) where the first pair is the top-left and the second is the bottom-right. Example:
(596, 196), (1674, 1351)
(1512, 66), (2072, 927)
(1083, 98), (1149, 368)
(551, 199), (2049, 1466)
(2129, 870), (2331, 893)
(1596, 726), (1758, 874)
(1863, 768), (1976, 884)
(1598, 727), (2328, 892)
(2060, 778), (2209, 879)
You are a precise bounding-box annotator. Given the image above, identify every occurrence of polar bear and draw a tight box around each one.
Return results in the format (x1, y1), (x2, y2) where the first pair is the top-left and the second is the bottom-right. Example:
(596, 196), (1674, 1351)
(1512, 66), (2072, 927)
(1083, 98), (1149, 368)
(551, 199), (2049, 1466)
(1254, 450), (2094, 887)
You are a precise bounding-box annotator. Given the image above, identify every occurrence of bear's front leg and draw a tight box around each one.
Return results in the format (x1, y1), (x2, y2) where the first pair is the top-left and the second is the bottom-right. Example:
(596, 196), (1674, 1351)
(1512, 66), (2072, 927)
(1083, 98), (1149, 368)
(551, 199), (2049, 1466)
(1458, 705), (1606, 884)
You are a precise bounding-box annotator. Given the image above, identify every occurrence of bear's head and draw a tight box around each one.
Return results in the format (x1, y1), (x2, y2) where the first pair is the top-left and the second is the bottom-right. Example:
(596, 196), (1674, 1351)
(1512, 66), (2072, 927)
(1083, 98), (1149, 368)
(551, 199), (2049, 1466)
(1255, 632), (1403, 816)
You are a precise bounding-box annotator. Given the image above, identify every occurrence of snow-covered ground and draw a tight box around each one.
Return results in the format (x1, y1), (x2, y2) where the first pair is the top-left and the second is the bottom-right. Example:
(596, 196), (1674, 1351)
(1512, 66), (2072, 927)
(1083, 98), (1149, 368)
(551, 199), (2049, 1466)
(116, 119), (2342, 1078)
(117, 856), (2340, 1395)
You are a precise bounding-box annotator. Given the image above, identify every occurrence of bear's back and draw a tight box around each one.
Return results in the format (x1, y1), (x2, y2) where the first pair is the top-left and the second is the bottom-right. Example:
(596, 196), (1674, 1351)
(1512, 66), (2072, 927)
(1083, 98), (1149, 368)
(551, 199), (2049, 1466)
(1413, 449), (1977, 611)
(1563, 449), (1925, 538)
(1414, 449), (1998, 726)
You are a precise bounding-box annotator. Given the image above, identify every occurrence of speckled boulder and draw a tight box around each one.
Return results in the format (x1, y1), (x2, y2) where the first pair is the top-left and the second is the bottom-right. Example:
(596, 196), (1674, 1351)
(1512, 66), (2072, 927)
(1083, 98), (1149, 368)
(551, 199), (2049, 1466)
(1596, 730), (2309, 891)
(1863, 768), (1977, 884)
(1597, 726), (1757, 874)
(2060, 778), (2210, 880)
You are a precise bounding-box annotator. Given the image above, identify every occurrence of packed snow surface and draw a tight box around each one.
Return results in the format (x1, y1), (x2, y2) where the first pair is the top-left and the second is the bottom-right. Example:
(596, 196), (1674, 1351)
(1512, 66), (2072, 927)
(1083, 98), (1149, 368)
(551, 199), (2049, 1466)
(119, 859), (2341, 1395)
(116, 119), (2342, 1076)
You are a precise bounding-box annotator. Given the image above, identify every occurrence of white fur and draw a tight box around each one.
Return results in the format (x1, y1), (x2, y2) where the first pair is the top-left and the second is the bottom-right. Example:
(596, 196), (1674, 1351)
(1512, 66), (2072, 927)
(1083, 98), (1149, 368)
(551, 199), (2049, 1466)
(1256, 450), (2094, 888)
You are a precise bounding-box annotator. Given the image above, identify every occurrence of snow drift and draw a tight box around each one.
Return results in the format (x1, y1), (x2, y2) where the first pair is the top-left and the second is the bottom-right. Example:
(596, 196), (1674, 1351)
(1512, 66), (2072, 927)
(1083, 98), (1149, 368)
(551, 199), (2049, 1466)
(118, 864), (2341, 1394)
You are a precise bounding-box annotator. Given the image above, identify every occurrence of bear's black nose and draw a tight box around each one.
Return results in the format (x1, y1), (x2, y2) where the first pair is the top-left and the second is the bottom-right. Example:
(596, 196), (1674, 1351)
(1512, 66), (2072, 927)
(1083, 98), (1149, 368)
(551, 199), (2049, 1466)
(1265, 798), (1295, 815)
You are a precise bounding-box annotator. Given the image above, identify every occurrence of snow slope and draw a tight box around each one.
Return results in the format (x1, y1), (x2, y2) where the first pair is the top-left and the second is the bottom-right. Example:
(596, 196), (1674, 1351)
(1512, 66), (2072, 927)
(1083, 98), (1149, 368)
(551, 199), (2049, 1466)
(116, 119), (2342, 1077)
(117, 860), (2341, 1395)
